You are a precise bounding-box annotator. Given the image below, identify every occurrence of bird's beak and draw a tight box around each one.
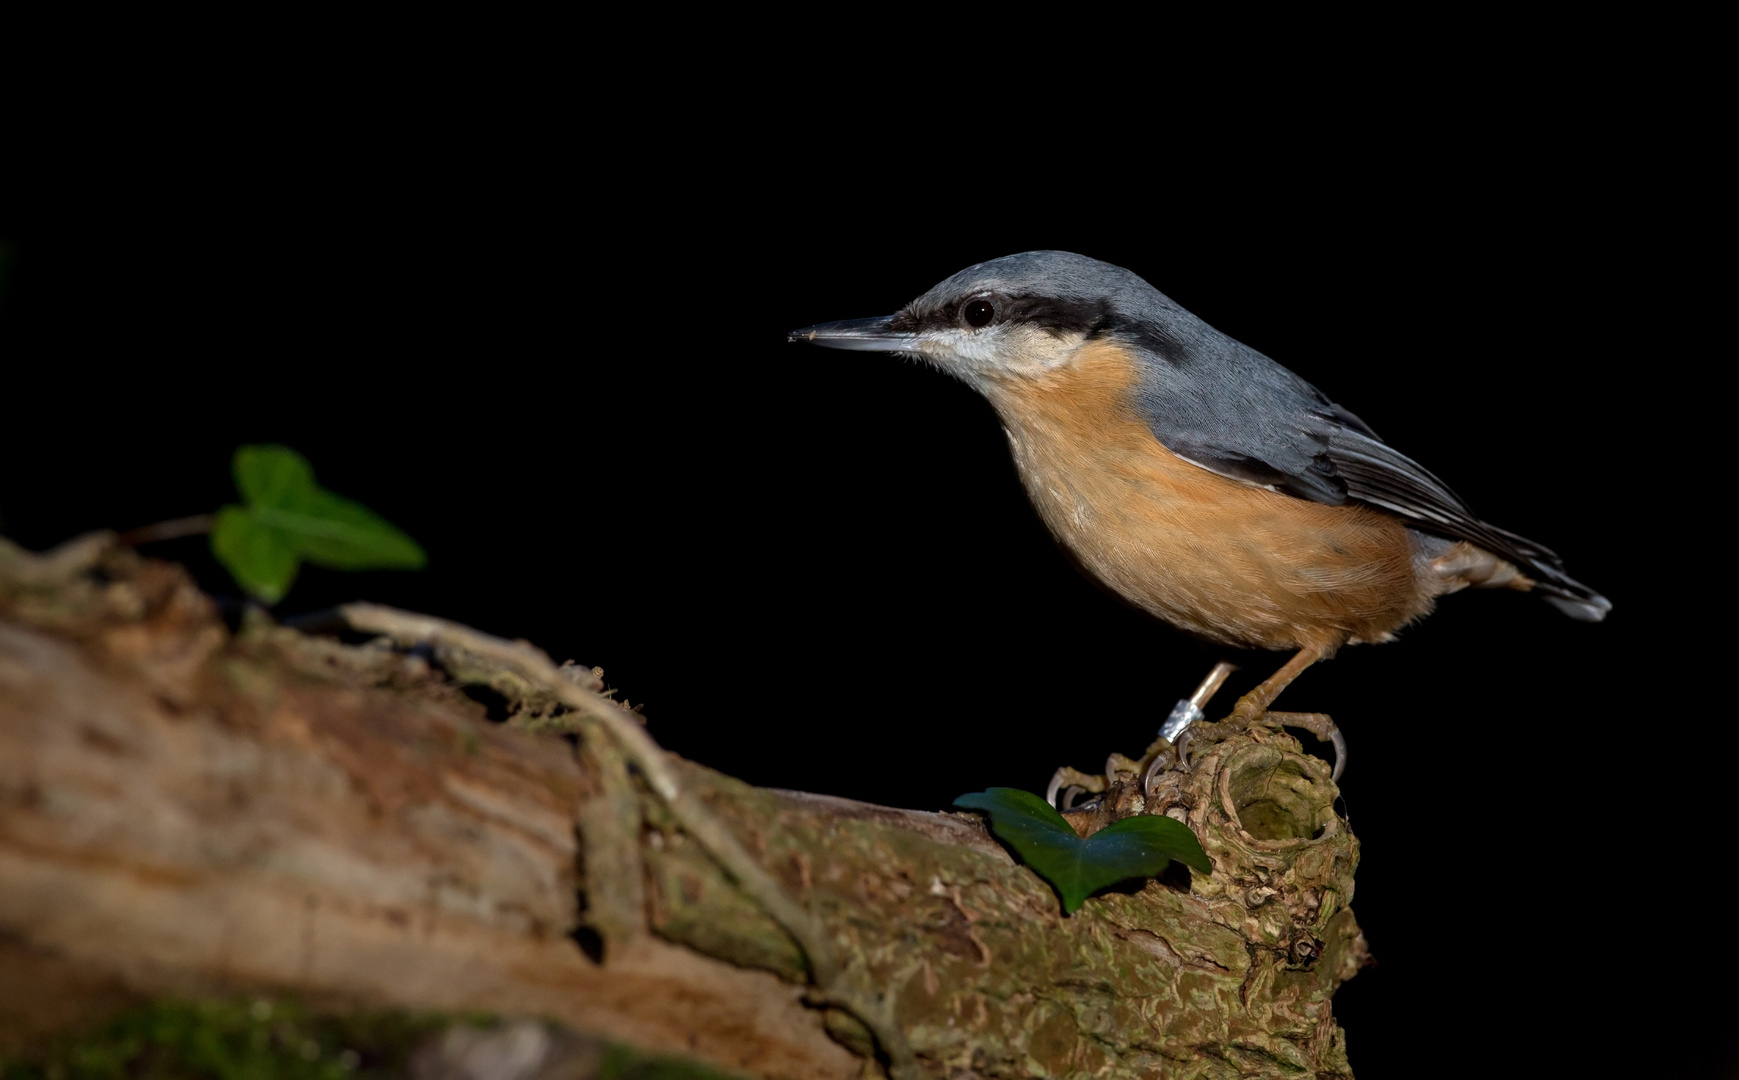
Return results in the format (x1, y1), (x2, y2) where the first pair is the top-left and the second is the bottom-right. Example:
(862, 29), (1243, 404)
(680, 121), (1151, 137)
(787, 316), (917, 352)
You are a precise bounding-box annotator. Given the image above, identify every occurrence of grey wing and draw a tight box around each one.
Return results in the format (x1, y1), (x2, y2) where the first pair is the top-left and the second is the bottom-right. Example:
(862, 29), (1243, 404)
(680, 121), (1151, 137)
(1325, 424), (1608, 620)
(1132, 336), (1608, 620)
(1323, 423), (1556, 561)
(1131, 331), (1356, 507)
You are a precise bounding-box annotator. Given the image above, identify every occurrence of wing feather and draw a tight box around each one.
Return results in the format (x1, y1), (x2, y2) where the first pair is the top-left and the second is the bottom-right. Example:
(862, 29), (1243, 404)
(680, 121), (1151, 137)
(1126, 331), (1604, 618)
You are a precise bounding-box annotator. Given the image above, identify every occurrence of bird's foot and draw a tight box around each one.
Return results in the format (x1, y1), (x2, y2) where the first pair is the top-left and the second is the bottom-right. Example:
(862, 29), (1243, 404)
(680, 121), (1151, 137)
(1178, 691), (1287, 763)
(1223, 689), (1284, 732)
(1264, 711), (1345, 783)
(1047, 662), (1241, 823)
(1175, 719), (1235, 758)
(1045, 766), (1109, 811)
(1186, 707), (1345, 783)
(1105, 751), (1148, 782)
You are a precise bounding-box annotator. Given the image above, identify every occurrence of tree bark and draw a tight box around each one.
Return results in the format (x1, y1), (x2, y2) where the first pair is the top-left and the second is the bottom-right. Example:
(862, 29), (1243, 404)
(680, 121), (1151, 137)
(0, 536), (1367, 1079)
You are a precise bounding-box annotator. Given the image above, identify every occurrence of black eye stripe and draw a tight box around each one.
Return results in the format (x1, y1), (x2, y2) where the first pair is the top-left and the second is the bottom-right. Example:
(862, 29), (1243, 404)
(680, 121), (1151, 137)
(908, 294), (1116, 336)
(1000, 296), (1117, 336)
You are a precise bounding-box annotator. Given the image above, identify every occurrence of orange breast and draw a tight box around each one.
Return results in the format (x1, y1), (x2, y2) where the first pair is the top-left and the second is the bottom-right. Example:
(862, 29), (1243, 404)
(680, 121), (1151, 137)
(980, 343), (1430, 651)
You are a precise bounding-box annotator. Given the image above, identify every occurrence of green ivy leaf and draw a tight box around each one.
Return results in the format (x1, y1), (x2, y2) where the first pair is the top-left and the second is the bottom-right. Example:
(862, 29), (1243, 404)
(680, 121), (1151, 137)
(211, 444), (426, 604)
(953, 787), (1212, 915)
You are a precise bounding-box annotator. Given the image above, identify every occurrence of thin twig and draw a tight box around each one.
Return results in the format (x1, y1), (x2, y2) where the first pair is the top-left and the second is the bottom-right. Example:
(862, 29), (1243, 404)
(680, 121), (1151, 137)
(337, 603), (919, 1078)
(117, 514), (216, 546)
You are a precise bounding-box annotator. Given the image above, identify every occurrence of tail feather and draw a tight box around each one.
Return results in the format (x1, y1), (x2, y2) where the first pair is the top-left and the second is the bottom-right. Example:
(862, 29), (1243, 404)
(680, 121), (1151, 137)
(1528, 561), (1611, 622)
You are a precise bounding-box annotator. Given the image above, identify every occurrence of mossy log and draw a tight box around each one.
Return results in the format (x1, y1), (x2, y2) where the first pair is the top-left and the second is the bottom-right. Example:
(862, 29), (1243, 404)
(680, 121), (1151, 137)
(0, 536), (1368, 1079)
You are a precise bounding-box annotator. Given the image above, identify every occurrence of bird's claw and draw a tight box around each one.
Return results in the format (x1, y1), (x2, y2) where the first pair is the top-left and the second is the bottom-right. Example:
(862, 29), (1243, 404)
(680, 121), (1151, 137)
(1046, 766), (1109, 811)
(1264, 711), (1346, 783)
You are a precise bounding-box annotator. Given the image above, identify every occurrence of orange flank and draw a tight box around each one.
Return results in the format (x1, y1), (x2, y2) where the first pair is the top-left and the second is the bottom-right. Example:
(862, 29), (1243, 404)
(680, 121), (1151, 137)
(981, 342), (1434, 653)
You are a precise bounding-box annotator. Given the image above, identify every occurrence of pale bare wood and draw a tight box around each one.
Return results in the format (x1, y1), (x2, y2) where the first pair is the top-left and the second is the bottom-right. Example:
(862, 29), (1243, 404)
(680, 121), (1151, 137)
(0, 542), (860, 1078)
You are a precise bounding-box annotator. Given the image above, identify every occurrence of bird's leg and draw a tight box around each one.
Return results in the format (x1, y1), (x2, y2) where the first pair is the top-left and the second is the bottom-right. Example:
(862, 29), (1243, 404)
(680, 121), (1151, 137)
(1052, 664), (1238, 814)
(1224, 645), (1328, 729)
(1133, 662), (1239, 794)
(1183, 646), (1331, 764)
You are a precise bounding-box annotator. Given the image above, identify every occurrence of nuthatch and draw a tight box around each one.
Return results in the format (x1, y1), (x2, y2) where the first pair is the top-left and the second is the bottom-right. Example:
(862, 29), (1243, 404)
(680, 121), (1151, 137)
(791, 251), (1609, 738)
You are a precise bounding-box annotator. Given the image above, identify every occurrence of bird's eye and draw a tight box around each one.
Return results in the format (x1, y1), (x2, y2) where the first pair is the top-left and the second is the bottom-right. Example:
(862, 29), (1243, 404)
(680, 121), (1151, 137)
(962, 299), (996, 328)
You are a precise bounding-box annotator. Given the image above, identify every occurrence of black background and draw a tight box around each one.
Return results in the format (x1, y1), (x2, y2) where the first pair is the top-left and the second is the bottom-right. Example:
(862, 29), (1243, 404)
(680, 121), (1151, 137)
(2, 74), (1719, 1078)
